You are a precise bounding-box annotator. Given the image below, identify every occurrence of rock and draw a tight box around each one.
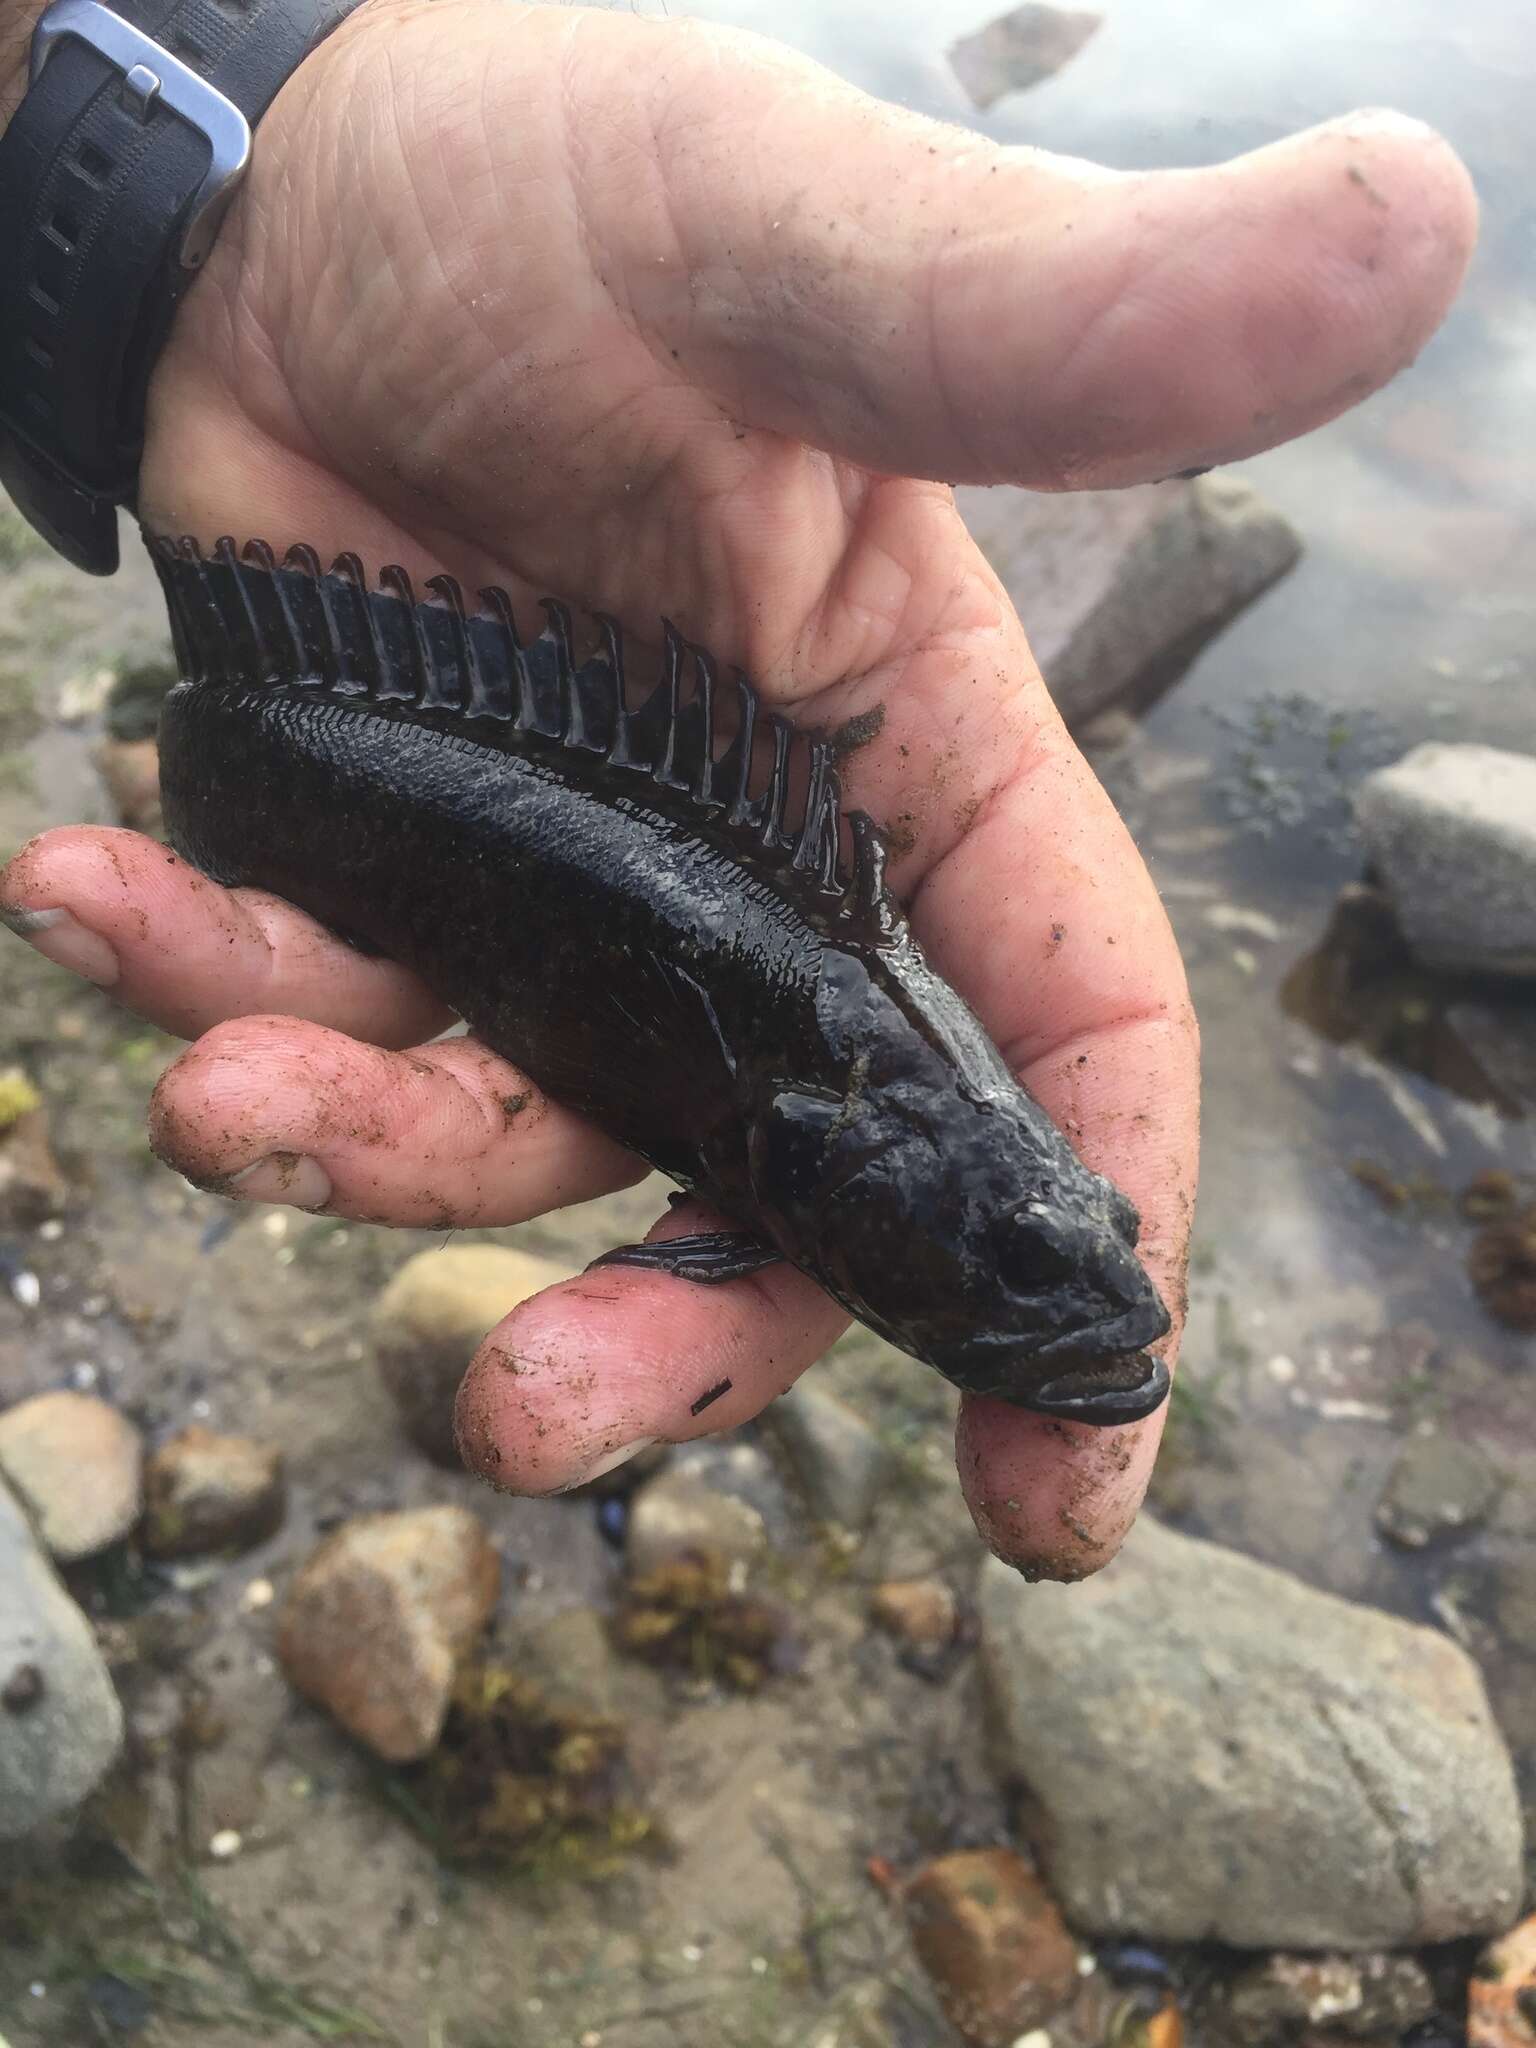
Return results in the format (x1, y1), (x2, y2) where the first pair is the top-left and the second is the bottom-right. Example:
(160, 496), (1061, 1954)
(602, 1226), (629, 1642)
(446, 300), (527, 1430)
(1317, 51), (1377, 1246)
(372, 1243), (568, 1465)
(957, 475), (1300, 731)
(1376, 1433), (1502, 1550)
(275, 1506), (501, 1762)
(93, 736), (163, 836)
(139, 1425), (286, 1559)
(977, 1517), (1524, 1947)
(0, 1104), (68, 1228)
(0, 1479), (123, 1839)
(1470, 1913), (1536, 2048)
(1469, 1209), (1536, 1333)
(625, 1471), (767, 1577)
(901, 1847), (1078, 2047)
(764, 1381), (892, 1530)
(871, 1577), (959, 1652)
(0, 1391), (143, 1563)
(1355, 744), (1536, 979)
(1449, 999), (1536, 1114)
(948, 2), (1101, 108)
(1219, 1953), (1434, 2043)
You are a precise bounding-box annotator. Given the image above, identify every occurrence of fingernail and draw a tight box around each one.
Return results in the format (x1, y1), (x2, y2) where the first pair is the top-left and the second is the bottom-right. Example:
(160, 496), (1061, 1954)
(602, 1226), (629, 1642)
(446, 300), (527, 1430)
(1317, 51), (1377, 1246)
(562, 1437), (659, 1492)
(1, 904), (119, 988)
(227, 1153), (332, 1210)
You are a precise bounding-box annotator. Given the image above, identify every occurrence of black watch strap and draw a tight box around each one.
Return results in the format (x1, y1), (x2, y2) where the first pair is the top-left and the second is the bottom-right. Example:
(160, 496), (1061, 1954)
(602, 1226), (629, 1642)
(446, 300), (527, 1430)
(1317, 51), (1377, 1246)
(0, 0), (363, 573)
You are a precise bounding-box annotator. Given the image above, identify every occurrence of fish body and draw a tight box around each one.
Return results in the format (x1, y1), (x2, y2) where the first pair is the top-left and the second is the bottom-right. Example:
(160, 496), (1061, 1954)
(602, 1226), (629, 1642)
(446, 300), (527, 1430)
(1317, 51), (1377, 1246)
(152, 537), (1171, 1422)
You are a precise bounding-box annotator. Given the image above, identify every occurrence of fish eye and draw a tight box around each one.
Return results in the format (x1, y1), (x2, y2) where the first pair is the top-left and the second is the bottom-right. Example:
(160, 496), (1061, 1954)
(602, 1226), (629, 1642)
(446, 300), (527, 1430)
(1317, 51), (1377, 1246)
(1003, 1209), (1077, 1286)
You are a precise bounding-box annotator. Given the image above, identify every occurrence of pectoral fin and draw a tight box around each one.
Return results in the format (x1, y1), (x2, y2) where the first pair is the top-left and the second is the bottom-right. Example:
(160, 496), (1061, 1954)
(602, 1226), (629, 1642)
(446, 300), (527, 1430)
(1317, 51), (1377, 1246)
(590, 1230), (783, 1285)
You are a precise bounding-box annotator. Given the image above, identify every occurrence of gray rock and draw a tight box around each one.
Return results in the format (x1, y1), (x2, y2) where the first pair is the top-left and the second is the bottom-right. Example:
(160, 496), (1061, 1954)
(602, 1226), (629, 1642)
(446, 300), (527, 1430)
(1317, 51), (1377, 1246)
(1376, 1432), (1501, 1550)
(764, 1382), (892, 1531)
(1356, 743), (1536, 979)
(0, 1479), (123, 1840)
(0, 1390), (143, 1562)
(957, 475), (1300, 731)
(1450, 995), (1536, 1112)
(978, 1516), (1523, 1948)
(948, 2), (1101, 109)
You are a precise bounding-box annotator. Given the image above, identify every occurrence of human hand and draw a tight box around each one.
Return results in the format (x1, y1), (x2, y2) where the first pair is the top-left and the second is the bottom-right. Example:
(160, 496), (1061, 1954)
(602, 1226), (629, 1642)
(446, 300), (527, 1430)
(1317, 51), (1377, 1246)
(0, 0), (1476, 1575)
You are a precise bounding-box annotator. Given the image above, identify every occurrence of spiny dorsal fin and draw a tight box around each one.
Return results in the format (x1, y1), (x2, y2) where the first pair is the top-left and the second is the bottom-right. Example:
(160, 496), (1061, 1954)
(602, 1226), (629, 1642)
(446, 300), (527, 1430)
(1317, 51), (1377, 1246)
(149, 533), (906, 947)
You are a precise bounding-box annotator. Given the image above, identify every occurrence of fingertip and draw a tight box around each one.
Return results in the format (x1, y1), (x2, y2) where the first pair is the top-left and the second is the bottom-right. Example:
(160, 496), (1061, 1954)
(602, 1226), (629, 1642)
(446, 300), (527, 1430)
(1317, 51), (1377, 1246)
(956, 1390), (1167, 1582)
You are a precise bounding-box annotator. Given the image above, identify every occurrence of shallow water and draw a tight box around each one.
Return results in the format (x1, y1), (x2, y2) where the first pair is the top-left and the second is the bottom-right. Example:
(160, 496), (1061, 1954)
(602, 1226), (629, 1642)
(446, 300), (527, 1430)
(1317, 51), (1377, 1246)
(678, 0), (1536, 1763)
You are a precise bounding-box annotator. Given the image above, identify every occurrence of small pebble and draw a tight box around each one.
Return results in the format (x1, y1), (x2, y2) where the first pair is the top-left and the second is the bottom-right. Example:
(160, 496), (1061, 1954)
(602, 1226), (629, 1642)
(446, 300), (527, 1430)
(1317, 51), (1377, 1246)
(208, 1830), (242, 1860)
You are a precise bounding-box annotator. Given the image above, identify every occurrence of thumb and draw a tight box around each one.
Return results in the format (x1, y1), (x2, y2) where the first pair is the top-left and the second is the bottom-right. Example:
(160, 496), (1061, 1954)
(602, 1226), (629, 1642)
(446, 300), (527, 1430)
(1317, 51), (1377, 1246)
(594, 17), (1477, 487)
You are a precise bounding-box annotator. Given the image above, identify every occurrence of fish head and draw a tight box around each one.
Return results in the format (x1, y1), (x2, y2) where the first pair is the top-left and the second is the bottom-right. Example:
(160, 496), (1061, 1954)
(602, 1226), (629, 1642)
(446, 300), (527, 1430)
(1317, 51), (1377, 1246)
(752, 957), (1172, 1423)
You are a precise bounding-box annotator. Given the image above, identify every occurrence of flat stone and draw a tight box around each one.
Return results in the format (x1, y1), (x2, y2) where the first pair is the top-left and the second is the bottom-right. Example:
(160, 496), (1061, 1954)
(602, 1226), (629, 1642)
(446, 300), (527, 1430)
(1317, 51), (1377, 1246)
(372, 1243), (569, 1465)
(0, 1479), (123, 1839)
(276, 1506), (501, 1762)
(902, 1847), (1078, 2047)
(1376, 1433), (1502, 1550)
(948, 2), (1101, 108)
(140, 1425), (286, 1559)
(0, 1391), (143, 1563)
(764, 1382), (892, 1531)
(1356, 744), (1536, 979)
(978, 1517), (1523, 1948)
(625, 1471), (767, 1577)
(957, 475), (1300, 731)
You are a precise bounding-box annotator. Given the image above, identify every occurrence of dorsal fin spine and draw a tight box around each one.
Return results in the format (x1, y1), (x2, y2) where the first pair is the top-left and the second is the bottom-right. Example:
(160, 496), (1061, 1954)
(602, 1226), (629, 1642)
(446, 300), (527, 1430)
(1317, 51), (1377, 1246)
(427, 575), (481, 716)
(333, 553), (384, 696)
(760, 717), (792, 851)
(597, 614), (638, 768)
(692, 645), (719, 805)
(725, 673), (757, 825)
(655, 626), (687, 791)
(476, 587), (527, 724)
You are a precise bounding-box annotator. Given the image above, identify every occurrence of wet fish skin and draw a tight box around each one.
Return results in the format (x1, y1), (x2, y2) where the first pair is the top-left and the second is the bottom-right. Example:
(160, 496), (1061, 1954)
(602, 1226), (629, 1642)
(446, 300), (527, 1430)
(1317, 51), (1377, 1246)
(151, 537), (1172, 1423)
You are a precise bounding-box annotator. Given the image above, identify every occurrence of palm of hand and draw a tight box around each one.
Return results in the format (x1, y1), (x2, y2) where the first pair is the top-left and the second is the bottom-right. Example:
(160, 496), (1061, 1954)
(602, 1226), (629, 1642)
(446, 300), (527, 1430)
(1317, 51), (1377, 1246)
(4, 0), (1476, 1572)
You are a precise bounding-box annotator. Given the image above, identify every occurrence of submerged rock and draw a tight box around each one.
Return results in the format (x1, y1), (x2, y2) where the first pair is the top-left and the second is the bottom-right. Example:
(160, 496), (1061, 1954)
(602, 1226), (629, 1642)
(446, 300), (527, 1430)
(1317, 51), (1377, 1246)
(764, 1380), (892, 1531)
(0, 1479), (123, 1839)
(1356, 743), (1536, 979)
(957, 475), (1300, 731)
(625, 1470), (767, 1576)
(871, 1576), (959, 1652)
(1470, 1913), (1536, 2048)
(0, 1390), (143, 1563)
(140, 1425), (286, 1559)
(900, 1847), (1078, 2047)
(0, 1100), (68, 1228)
(1217, 1952), (1434, 2043)
(948, 2), (1101, 108)
(372, 1243), (568, 1465)
(978, 1517), (1523, 1948)
(276, 1506), (501, 1762)
(1376, 1432), (1501, 1550)
(1468, 1208), (1536, 1333)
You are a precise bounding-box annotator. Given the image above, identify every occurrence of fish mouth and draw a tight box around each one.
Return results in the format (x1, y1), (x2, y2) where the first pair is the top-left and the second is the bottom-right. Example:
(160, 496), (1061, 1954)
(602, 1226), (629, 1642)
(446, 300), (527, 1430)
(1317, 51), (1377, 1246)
(1019, 1352), (1171, 1426)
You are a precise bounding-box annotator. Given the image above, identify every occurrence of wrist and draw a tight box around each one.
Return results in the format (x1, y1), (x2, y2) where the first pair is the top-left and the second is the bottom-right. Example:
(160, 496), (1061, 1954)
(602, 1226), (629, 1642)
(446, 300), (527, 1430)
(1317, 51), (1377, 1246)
(1, 0), (46, 131)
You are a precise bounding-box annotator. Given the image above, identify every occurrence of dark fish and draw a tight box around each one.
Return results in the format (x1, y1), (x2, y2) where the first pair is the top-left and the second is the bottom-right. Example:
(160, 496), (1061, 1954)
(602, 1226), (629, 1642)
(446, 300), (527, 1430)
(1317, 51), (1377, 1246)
(150, 537), (1172, 1424)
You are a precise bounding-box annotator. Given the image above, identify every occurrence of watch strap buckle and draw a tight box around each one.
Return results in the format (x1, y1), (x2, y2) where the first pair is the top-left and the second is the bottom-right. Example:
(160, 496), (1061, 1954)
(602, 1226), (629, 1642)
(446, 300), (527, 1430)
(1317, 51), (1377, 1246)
(29, 0), (253, 269)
